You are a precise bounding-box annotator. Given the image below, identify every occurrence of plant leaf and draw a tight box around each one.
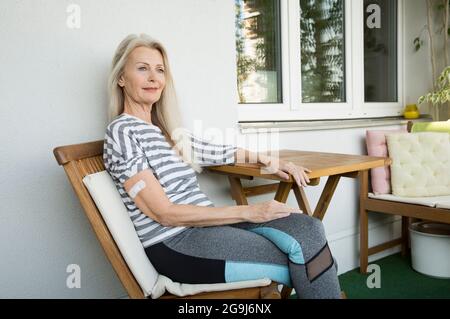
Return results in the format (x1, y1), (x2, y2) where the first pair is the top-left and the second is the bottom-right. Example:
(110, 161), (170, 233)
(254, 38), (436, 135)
(418, 95), (425, 104)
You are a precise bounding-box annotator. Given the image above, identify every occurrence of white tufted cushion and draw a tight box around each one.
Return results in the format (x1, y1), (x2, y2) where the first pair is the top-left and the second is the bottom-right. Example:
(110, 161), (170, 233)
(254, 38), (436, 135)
(83, 171), (271, 298)
(386, 133), (450, 197)
(368, 193), (450, 208)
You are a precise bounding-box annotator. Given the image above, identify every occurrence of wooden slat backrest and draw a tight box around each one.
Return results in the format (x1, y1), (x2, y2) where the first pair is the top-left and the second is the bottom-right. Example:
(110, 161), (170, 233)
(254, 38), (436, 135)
(54, 141), (145, 299)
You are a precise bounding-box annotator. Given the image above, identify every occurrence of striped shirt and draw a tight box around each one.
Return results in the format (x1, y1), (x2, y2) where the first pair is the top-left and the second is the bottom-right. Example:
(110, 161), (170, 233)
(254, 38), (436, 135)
(103, 113), (237, 248)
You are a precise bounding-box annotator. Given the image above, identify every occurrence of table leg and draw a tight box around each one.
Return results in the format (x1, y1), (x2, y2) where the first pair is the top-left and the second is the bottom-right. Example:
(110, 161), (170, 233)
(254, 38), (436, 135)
(274, 182), (293, 203)
(293, 184), (312, 216)
(227, 176), (248, 205)
(359, 170), (369, 274)
(313, 175), (341, 221)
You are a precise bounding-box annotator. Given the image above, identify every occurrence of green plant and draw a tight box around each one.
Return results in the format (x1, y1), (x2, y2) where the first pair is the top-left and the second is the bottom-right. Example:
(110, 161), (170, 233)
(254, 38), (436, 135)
(414, 0), (450, 119)
(418, 66), (450, 106)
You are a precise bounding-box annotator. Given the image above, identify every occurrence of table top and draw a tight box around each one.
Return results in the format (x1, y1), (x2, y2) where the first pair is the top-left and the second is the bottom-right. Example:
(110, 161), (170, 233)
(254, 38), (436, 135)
(207, 149), (391, 181)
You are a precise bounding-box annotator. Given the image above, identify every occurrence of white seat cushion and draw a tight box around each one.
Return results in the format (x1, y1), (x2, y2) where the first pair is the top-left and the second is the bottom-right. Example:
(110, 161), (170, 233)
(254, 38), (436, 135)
(386, 133), (450, 197)
(83, 171), (271, 298)
(152, 275), (271, 298)
(368, 193), (450, 208)
(436, 201), (450, 210)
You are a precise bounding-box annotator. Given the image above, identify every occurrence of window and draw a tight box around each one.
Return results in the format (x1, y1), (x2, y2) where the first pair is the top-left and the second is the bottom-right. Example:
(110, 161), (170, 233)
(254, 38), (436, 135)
(235, 0), (283, 103)
(364, 0), (398, 102)
(300, 0), (346, 103)
(235, 0), (404, 122)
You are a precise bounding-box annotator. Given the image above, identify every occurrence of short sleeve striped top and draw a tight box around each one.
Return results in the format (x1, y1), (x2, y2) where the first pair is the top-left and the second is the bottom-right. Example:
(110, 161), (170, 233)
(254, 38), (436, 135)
(103, 113), (237, 248)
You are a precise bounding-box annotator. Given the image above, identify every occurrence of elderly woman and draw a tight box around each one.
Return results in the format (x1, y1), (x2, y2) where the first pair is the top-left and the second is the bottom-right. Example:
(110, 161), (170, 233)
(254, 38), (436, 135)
(103, 34), (341, 299)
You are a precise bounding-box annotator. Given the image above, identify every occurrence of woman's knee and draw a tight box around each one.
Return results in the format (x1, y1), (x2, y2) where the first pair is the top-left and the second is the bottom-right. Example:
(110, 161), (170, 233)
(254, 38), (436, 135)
(289, 214), (326, 240)
(308, 216), (326, 238)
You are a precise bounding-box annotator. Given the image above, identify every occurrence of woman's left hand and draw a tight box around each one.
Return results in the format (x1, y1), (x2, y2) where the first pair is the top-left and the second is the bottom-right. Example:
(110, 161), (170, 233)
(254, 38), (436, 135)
(264, 160), (312, 187)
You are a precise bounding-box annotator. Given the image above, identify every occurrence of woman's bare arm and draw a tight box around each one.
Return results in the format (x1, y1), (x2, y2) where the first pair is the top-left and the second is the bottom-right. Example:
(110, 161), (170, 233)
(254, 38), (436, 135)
(123, 169), (300, 227)
(234, 147), (311, 187)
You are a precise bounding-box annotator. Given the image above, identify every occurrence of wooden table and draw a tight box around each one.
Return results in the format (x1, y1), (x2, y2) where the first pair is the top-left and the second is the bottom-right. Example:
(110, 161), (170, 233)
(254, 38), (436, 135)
(207, 149), (390, 297)
(207, 150), (391, 221)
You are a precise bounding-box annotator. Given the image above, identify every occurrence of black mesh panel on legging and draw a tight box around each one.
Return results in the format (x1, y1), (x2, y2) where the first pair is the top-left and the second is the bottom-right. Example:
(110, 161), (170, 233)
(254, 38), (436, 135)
(305, 243), (334, 283)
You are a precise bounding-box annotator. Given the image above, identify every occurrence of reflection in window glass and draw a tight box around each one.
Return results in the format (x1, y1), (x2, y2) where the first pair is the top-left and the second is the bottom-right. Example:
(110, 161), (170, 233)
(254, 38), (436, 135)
(364, 0), (397, 102)
(235, 0), (282, 104)
(300, 0), (346, 103)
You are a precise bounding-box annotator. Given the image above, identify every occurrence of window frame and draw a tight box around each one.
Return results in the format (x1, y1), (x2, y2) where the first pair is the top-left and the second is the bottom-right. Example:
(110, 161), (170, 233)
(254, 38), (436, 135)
(237, 0), (405, 122)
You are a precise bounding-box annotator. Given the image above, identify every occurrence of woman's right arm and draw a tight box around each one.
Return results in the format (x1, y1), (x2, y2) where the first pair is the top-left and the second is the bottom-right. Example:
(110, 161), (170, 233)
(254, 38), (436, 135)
(124, 169), (301, 227)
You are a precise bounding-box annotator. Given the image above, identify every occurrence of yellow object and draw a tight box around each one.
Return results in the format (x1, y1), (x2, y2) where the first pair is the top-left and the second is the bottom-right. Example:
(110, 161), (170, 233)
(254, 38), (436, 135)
(411, 121), (450, 133)
(403, 104), (420, 119)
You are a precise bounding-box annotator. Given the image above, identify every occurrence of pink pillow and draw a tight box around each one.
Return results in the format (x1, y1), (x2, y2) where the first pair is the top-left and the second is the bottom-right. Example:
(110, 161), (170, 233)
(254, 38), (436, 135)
(365, 128), (406, 194)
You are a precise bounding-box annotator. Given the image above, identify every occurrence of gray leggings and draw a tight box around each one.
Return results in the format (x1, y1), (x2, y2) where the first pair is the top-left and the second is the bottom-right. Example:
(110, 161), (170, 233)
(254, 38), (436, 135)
(145, 213), (341, 299)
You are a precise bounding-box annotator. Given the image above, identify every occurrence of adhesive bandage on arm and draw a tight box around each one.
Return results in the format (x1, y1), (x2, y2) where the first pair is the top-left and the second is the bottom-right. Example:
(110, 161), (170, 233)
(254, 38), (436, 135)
(128, 180), (147, 199)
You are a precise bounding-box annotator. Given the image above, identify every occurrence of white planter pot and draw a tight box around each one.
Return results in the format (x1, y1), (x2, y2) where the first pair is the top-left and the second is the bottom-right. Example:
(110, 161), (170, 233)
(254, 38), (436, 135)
(409, 222), (450, 279)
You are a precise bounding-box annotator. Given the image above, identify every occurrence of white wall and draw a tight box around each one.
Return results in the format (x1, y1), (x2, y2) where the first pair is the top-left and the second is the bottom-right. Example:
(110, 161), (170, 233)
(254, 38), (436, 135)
(403, 0), (432, 114)
(0, 0), (430, 298)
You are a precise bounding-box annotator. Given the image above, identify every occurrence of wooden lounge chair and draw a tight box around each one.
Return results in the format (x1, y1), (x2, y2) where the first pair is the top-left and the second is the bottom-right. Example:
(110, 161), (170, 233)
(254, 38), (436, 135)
(53, 140), (288, 299)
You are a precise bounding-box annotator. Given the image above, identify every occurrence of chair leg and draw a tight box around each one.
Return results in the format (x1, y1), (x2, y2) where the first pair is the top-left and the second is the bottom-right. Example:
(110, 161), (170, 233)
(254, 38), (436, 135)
(359, 170), (369, 274)
(360, 208), (369, 274)
(280, 286), (293, 299)
(260, 282), (281, 299)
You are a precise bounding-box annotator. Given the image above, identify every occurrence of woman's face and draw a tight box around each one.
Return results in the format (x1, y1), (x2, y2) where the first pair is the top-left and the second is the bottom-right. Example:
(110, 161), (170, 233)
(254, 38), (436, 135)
(119, 46), (166, 107)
